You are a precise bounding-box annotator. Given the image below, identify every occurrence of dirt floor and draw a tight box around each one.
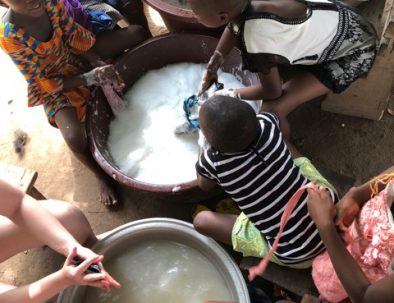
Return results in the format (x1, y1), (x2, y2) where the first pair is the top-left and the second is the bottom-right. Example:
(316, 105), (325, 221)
(0, 3), (393, 303)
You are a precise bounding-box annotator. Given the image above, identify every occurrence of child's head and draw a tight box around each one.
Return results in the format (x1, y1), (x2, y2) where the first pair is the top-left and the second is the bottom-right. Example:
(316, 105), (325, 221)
(2, 0), (45, 17)
(199, 95), (259, 153)
(189, 0), (250, 28)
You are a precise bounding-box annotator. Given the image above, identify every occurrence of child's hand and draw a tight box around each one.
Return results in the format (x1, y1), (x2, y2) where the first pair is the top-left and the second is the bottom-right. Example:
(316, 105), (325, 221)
(307, 187), (336, 229)
(214, 88), (240, 99)
(65, 247), (121, 291)
(199, 69), (218, 96)
(334, 194), (360, 231)
(61, 247), (108, 290)
(83, 65), (125, 92)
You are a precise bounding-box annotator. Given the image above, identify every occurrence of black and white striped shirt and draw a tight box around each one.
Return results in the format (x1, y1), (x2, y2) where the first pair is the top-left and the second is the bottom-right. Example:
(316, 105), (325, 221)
(196, 113), (337, 264)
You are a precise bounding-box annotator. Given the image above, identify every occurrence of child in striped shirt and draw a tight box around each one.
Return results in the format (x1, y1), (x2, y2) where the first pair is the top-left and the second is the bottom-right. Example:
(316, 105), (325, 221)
(194, 95), (338, 268)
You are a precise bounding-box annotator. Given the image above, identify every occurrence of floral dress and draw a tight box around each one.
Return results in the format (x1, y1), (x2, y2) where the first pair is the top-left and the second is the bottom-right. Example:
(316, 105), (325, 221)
(312, 179), (394, 302)
(0, 0), (96, 126)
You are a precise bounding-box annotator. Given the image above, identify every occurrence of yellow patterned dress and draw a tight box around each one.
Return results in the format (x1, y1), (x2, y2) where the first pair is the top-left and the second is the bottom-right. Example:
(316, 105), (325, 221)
(0, 0), (96, 126)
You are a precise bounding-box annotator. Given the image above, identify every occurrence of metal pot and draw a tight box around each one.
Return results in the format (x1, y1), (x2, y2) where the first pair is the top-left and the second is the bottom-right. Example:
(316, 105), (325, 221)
(57, 218), (250, 303)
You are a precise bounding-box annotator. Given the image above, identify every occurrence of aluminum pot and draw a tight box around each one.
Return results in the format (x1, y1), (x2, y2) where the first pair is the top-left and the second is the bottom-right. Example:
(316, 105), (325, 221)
(57, 218), (250, 303)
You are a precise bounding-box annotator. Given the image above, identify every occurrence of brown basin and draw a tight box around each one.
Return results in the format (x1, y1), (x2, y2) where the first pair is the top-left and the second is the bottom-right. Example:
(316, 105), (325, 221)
(143, 0), (224, 35)
(87, 33), (258, 195)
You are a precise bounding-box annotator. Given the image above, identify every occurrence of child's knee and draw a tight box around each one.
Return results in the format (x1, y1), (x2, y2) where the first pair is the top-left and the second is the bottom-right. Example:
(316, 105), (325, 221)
(44, 200), (95, 244)
(193, 210), (215, 233)
(126, 25), (150, 42)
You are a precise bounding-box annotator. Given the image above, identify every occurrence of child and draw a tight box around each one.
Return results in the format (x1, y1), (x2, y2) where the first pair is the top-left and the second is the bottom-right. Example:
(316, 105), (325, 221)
(306, 166), (394, 303)
(0, 0), (149, 205)
(0, 178), (121, 302)
(189, 0), (377, 139)
(194, 95), (338, 269)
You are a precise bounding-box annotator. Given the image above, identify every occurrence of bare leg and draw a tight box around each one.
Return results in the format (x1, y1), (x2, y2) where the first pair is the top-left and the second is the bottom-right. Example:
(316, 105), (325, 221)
(93, 25), (150, 60)
(193, 210), (237, 245)
(119, 0), (150, 31)
(54, 107), (119, 206)
(0, 199), (96, 263)
(263, 72), (331, 139)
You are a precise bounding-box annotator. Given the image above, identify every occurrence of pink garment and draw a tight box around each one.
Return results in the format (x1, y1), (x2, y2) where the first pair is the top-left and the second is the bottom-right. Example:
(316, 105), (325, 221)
(312, 180), (394, 303)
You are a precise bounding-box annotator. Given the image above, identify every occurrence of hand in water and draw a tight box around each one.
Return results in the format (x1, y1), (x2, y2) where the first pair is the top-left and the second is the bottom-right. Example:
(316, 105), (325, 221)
(198, 69), (218, 96)
(84, 65), (125, 92)
(214, 88), (240, 99)
(69, 246), (121, 291)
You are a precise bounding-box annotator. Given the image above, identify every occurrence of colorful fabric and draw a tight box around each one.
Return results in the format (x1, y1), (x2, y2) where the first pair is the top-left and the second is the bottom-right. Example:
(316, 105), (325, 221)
(62, 0), (92, 30)
(0, 0), (96, 126)
(312, 180), (394, 303)
(231, 157), (335, 270)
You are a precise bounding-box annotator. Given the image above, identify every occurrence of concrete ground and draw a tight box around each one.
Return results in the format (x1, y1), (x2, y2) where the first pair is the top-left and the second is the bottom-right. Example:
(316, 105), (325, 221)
(1, 3), (394, 303)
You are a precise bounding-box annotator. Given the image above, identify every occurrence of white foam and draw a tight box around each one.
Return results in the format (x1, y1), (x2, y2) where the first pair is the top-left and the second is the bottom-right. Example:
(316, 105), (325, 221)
(84, 240), (232, 303)
(107, 63), (248, 185)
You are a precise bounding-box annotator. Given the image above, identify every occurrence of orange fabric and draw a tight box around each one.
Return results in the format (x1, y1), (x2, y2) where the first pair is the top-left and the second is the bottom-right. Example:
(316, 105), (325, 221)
(0, 0), (95, 125)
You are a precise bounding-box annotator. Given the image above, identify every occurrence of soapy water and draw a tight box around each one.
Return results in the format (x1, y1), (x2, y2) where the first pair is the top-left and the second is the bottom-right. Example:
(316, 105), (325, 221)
(84, 240), (233, 303)
(108, 63), (259, 185)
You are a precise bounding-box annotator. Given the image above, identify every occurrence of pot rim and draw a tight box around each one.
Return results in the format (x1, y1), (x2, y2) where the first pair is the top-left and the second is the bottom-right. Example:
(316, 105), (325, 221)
(143, 0), (195, 19)
(57, 218), (251, 303)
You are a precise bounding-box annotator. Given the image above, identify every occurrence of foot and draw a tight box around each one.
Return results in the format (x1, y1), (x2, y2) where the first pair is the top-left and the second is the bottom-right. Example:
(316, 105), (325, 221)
(98, 176), (119, 206)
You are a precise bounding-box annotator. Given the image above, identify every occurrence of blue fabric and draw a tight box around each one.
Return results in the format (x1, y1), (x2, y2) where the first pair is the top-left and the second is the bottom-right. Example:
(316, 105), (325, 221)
(88, 10), (113, 33)
(183, 95), (200, 129)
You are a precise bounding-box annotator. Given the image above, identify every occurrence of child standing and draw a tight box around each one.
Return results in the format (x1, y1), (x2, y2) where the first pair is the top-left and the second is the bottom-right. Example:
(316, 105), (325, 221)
(0, 0), (149, 205)
(194, 95), (338, 269)
(189, 0), (377, 138)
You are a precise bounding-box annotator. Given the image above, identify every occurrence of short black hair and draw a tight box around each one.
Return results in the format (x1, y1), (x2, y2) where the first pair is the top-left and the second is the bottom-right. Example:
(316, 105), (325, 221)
(199, 95), (258, 153)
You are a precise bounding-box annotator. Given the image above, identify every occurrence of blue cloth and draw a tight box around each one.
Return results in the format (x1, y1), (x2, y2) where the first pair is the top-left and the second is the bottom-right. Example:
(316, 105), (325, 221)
(88, 10), (113, 33)
(183, 95), (200, 129)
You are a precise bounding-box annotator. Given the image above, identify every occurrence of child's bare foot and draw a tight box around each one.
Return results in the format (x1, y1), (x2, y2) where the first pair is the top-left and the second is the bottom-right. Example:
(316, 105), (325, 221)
(98, 176), (119, 206)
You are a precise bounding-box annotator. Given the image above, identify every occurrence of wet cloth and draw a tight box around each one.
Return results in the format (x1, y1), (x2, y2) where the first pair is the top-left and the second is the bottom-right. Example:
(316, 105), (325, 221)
(196, 113), (338, 265)
(312, 180), (394, 303)
(0, 0), (96, 126)
(230, 0), (377, 93)
(232, 157), (335, 269)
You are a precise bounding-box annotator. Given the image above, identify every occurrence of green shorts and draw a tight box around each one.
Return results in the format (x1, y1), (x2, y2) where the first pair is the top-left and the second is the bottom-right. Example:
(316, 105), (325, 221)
(231, 157), (336, 269)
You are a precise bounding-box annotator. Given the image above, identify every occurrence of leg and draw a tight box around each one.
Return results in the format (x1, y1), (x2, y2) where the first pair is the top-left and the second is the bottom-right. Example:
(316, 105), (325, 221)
(92, 25), (150, 60)
(54, 107), (119, 205)
(119, 0), (150, 30)
(0, 199), (96, 263)
(193, 210), (237, 245)
(263, 72), (331, 139)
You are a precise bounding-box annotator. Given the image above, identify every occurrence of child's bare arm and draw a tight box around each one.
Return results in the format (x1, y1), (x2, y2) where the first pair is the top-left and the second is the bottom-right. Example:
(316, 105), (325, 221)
(197, 174), (217, 192)
(335, 165), (394, 229)
(229, 68), (282, 101)
(200, 27), (238, 94)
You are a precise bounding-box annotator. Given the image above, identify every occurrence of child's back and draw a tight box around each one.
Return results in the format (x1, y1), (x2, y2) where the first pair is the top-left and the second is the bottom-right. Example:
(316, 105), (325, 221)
(195, 96), (338, 266)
